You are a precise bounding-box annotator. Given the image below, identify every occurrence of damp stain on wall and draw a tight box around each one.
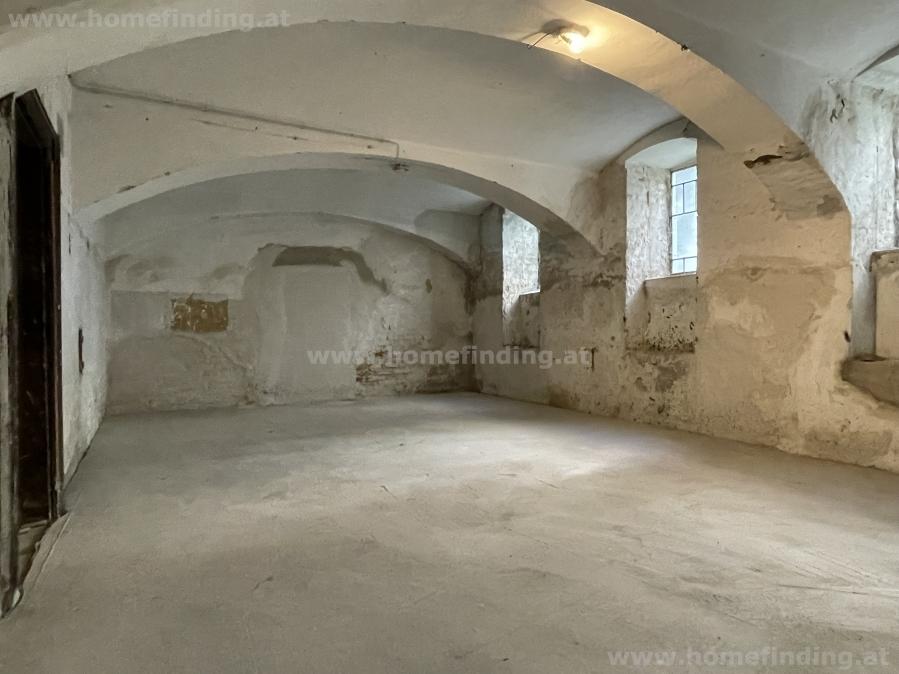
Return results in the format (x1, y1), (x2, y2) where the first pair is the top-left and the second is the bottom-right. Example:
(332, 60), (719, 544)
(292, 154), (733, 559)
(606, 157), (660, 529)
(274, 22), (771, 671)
(170, 296), (229, 333)
(272, 246), (388, 293)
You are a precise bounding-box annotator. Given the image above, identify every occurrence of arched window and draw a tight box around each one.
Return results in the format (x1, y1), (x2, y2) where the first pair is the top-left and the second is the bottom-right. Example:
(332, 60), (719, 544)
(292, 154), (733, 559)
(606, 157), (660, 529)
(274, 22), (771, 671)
(623, 136), (698, 352)
(501, 210), (540, 348)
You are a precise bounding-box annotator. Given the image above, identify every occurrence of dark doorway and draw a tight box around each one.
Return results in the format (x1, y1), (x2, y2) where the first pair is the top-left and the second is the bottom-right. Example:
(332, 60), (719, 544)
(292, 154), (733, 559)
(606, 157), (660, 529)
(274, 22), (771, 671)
(1, 90), (63, 613)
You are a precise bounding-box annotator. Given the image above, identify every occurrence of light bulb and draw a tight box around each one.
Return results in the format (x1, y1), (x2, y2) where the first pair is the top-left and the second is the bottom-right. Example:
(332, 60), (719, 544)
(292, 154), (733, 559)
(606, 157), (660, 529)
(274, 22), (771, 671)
(559, 28), (588, 54)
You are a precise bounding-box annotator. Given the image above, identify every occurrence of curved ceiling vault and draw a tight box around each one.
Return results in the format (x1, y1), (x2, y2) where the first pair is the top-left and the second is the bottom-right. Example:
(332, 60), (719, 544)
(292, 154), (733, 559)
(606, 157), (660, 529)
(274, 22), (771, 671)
(72, 22), (680, 172)
(590, 0), (899, 127)
(101, 169), (492, 267)
(69, 21), (675, 248)
(1, 0), (866, 221)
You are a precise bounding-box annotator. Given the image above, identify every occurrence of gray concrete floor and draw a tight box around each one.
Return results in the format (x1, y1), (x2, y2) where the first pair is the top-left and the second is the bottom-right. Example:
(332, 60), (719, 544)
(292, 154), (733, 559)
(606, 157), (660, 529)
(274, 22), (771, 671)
(1, 393), (898, 673)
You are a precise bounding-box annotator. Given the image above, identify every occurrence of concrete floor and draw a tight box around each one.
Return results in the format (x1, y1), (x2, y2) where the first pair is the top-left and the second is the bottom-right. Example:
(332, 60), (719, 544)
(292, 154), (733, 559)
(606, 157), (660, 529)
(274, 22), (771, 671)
(1, 393), (898, 673)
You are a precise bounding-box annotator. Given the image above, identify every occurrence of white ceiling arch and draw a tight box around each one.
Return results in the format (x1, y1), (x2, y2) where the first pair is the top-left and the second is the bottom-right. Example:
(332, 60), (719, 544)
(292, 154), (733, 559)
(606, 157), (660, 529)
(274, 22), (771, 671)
(77, 145), (587, 252)
(107, 210), (476, 275)
(72, 85), (605, 255)
(71, 22), (680, 172)
(104, 211), (476, 300)
(101, 169), (492, 267)
(2, 0), (848, 221)
(589, 0), (899, 128)
(858, 44), (899, 93)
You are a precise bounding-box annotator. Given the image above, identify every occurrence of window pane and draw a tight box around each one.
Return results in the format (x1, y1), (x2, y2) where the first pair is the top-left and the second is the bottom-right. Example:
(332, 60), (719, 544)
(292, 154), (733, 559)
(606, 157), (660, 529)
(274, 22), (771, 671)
(672, 212), (698, 259)
(683, 180), (697, 212)
(672, 165), (697, 186)
(672, 184), (684, 215)
(502, 214), (540, 295)
(669, 164), (698, 276)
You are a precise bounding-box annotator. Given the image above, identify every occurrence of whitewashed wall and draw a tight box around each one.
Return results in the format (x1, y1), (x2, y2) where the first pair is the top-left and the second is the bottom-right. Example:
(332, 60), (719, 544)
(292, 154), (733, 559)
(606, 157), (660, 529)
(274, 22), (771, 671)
(473, 109), (899, 472)
(106, 216), (472, 413)
(36, 78), (107, 480)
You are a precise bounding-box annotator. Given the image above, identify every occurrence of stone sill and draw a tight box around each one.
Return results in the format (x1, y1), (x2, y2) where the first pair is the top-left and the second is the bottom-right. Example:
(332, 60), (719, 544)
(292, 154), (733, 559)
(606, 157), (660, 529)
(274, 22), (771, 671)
(504, 291), (540, 350)
(627, 273), (697, 355)
(644, 273), (698, 292)
(842, 357), (899, 408)
(871, 248), (899, 275)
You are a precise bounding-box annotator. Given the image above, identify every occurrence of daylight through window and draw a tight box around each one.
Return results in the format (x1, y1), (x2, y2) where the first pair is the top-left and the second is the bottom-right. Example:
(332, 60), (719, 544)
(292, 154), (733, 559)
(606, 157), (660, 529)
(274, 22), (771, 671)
(670, 165), (698, 274)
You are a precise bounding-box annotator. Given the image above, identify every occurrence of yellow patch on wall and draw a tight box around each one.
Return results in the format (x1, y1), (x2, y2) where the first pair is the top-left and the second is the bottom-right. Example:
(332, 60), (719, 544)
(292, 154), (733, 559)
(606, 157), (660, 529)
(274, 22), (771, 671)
(170, 296), (228, 333)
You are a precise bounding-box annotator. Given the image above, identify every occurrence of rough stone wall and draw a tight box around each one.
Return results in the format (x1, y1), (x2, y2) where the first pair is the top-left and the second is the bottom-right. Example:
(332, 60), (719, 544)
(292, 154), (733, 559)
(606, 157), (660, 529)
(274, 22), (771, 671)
(624, 163), (696, 352)
(107, 218), (472, 413)
(803, 82), (899, 356)
(61, 212), (107, 479)
(873, 250), (899, 358)
(625, 164), (670, 300)
(475, 165), (695, 423)
(473, 132), (899, 472)
(503, 293), (540, 349)
(638, 275), (697, 352)
(689, 140), (843, 450)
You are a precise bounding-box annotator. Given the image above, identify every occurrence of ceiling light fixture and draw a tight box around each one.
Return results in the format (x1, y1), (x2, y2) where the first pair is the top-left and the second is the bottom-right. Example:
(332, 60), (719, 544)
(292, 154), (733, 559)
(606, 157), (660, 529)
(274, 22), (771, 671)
(526, 22), (593, 54)
(558, 26), (589, 54)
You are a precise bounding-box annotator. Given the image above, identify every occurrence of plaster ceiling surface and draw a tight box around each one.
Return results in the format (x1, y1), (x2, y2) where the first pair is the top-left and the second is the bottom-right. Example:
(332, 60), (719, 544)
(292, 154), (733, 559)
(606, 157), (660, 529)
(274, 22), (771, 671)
(860, 51), (899, 92)
(5, 0), (896, 144)
(603, 0), (899, 74)
(10, 0), (897, 74)
(592, 0), (899, 127)
(875, 56), (899, 78)
(72, 21), (679, 171)
(101, 168), (490, 230)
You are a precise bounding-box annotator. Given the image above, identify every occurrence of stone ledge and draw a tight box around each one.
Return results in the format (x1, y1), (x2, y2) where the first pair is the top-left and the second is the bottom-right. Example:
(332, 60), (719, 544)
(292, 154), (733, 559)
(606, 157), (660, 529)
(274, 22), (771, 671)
(842, 357), (899, 407)
(644, 272), (698, 291)
(872, 248), (899, 359)
(871, 248), (899, 275)
(504, 291), (540, 349)
(627, 273), (697, 353)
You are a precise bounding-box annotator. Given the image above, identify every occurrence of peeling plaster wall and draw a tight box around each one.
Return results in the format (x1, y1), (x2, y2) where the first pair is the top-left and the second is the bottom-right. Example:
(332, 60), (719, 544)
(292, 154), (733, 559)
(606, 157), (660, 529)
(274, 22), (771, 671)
(474, 170), (633, 413)
(625, 164), (670, 300)
(690, 140), (847, 451)
(623, 163), (696, 351)
(473, 134), (899, 472)
(107, 217), (472, 413)
(35, 78), (107, 480)
(638, 276), (697, 353)
(874, 251), (899, 358)
(803, 82), (899, 356)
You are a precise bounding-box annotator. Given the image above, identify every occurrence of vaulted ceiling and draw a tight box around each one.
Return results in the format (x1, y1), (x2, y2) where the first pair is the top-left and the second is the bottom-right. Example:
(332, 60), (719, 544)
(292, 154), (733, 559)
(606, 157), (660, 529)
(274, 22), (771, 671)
(72, 22), (679, 171)
(5, 0), (894, 257)
(102, 169), (490, 264)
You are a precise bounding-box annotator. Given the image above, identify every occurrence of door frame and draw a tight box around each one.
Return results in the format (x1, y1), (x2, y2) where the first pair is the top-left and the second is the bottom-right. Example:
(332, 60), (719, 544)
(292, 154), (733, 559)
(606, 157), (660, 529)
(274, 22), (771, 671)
(16, 90), (64, 517)
(0, 89), (63, 615)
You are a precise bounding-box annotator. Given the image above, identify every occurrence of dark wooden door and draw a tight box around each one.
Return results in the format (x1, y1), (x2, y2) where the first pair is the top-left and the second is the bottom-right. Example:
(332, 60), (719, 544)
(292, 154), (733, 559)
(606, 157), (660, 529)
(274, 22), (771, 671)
(0, 90), (62, 615)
